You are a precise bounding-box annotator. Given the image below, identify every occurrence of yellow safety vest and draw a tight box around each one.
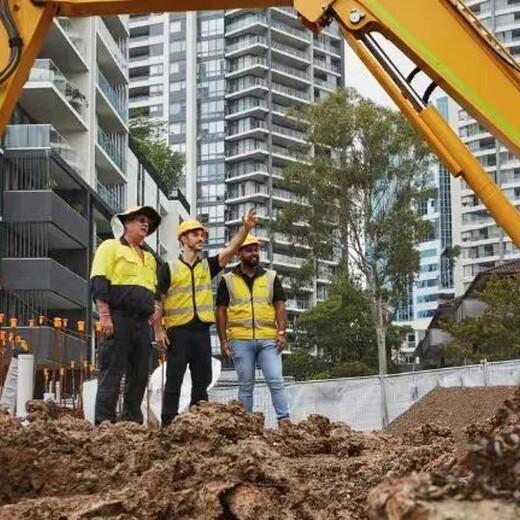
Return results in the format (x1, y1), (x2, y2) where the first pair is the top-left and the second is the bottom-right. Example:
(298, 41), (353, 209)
(163, 258), (214, 328)
(223, 269), (278, 340)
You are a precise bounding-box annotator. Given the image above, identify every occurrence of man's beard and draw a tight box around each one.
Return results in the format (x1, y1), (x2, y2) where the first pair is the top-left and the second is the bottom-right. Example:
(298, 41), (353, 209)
(243, 255), (259, 267)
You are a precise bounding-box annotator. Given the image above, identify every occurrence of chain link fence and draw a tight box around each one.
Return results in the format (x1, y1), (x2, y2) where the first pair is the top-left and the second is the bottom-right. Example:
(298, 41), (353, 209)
(209, 359), (520, 430)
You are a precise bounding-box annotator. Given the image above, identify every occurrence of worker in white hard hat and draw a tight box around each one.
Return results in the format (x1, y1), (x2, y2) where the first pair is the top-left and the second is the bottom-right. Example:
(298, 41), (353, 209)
(90, 205), (162, 425)
(155, 209), (257, 426)
(215, 234), (290, 424)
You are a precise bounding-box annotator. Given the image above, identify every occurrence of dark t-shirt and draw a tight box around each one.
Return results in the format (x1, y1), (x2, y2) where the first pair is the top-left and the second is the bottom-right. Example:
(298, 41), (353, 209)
(216, 266), (285, 307)
(157, 255), (222, 330)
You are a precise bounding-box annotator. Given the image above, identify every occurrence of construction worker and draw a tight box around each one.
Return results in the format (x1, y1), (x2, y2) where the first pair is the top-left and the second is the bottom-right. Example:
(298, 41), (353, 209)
(155, 209), (257, 426)
(215, 234), (290, 424)
(90, 205), (162, 425)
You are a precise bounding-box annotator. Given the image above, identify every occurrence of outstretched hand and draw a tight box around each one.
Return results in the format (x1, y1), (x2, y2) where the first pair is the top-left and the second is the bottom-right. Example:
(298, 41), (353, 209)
(242, 208), (257, 231)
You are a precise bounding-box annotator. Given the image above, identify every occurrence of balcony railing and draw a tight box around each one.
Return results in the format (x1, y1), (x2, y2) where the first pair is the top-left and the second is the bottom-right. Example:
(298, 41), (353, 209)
(97, 181), (123, 213)
(4, 124), (83, 175)
(272, 123), (306, 141)
(271, 21), (309, 40)
(314, 59), (341, 74)
(97, 127), (126, 172)
(56, 17), (85, 55)
(226, 35), (267, 53)
(227, 56), (268, 73)
(226, 14), (267, 33)
(272, 82), (310, 101)
(271, 61), (311, 80)
(272, 41), (309, 61)
(97, 68), (128, 122)
(28, 59), (87, 118)
(98, 18), (128, 72)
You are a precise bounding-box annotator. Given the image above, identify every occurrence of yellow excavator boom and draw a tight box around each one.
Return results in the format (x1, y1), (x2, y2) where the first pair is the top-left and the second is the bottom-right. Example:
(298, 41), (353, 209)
(1, 0), (520, 246)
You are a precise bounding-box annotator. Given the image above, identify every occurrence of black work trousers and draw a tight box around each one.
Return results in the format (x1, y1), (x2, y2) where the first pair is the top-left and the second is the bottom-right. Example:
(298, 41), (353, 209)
(95, 312), (151, 425)
(161, 326), (212, 426)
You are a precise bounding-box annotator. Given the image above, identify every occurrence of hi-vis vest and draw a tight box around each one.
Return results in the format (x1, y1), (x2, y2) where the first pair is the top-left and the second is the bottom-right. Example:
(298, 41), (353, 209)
(163, 259), (214, 328)
(223, 269), (278, 340)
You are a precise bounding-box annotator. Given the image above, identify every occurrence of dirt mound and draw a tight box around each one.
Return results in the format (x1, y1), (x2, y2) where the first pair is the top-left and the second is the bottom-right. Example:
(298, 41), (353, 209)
(388, 386), (516, 453)
(0, 400), (455, 519)
(369, 386), (520, 518)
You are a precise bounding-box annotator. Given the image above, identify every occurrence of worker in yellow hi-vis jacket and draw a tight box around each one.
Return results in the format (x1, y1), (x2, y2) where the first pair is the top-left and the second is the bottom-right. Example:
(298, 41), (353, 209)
(90, 205), (161, 425)
(154, 209), (256, 427)
(215, 234), (290, 425)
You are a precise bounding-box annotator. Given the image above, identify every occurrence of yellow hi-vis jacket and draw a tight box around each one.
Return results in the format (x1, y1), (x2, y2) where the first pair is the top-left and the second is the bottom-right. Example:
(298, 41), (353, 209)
(223, 269), (278, 340)
(163, 258), (214, 328)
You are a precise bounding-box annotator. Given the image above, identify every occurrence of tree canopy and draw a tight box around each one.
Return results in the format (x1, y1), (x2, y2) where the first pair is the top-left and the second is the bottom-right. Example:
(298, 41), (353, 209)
(442, 275), (520, 363)
(276, 88), (432, 373)
(129, 112), (184, 192)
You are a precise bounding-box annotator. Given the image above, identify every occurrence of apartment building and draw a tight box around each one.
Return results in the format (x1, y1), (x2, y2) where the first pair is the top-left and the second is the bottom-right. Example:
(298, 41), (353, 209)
(0, 15), (187, 367)
(459, 0), (520, 289)
(395, 96), (463, 364)
(129, 9), (345, 334)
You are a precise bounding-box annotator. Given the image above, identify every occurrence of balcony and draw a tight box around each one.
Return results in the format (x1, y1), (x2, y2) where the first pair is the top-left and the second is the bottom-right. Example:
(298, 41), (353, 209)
(226, 56), (268, 78)
(271, 21), (310, 47)
(4, 124), (83, 176)
(272, 82), (310, 103)
(315, 78), (338, 92)
(97, 181), (124, 213)
(96, 127), (127, 181)
(314, 59), (341, 76)
(20, 60), (87, 132)
(226, 15), (267, 37)
(227, 118), (267, 140)
(1, 259), (88, 310)
(225, 162), (269, 183)
(271, 61), (311, 88)
(225, 35), (267, 58)
(225, 99), (268, 120)
(225, 185), (269, 204)
(39, 17), (88, 73)
(225, 140), (268, 161)
(3, 191), (89, 248)
(226, 76), (268, 100)
(271, 41), (310, 66)
(97, 18), (128, 84)
(314, 40), (342, 57)
(96, 67), (128, 129)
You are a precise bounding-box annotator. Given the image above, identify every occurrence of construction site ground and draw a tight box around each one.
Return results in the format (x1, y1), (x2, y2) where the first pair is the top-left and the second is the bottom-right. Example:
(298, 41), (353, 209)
(1, 385), (520, 519)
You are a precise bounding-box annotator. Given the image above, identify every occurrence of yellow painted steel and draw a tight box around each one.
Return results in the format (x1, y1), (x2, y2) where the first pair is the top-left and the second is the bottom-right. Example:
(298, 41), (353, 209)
(2, 0), (520, 249)
(0, 0), (57, 133)
(44, 0), (291, 17)
(324, 0), (520, 159)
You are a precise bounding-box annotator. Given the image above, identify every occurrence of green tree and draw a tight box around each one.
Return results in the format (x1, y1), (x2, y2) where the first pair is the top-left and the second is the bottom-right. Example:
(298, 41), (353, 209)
(443, 275), (520, 362)
(276, 88), (432, 374)
(293, 273), (412, 374)
(129, 112), (184, 191)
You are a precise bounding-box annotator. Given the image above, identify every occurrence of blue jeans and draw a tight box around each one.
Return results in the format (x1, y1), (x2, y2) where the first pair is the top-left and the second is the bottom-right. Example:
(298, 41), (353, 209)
(231, 339), (290, 420)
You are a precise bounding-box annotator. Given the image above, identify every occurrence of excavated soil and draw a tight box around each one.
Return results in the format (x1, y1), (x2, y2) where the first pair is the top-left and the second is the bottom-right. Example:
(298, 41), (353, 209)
(0, 386), (518, 519)
(388, 386), (516, 454)
(369, 386), (520, 519)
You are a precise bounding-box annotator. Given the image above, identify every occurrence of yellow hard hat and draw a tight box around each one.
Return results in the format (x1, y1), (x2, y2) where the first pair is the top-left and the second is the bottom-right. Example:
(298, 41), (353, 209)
(177, 219), (209, 240)
(239, 234), (262, 249)
(111, 205), (161, 239)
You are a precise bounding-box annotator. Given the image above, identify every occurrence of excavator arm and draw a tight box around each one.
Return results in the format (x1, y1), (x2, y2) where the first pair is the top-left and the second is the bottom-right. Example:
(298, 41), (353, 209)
(2, 0), (520, 246)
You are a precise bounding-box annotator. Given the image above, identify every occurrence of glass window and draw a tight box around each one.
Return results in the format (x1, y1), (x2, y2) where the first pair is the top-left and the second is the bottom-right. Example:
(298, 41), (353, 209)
(170, 40), (186, 53)
(170, 21), (182, 33)
(170, 81), (186, 92)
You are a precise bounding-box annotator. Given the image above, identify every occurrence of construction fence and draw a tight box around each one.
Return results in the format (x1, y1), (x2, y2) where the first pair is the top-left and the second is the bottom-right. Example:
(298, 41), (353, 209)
(209, 359), (520, 430)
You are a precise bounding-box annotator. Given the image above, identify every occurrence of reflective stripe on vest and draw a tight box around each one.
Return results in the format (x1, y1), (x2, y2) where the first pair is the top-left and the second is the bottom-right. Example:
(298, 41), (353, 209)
(224, 269), (277, 340)
(163, 258), (214, 328)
